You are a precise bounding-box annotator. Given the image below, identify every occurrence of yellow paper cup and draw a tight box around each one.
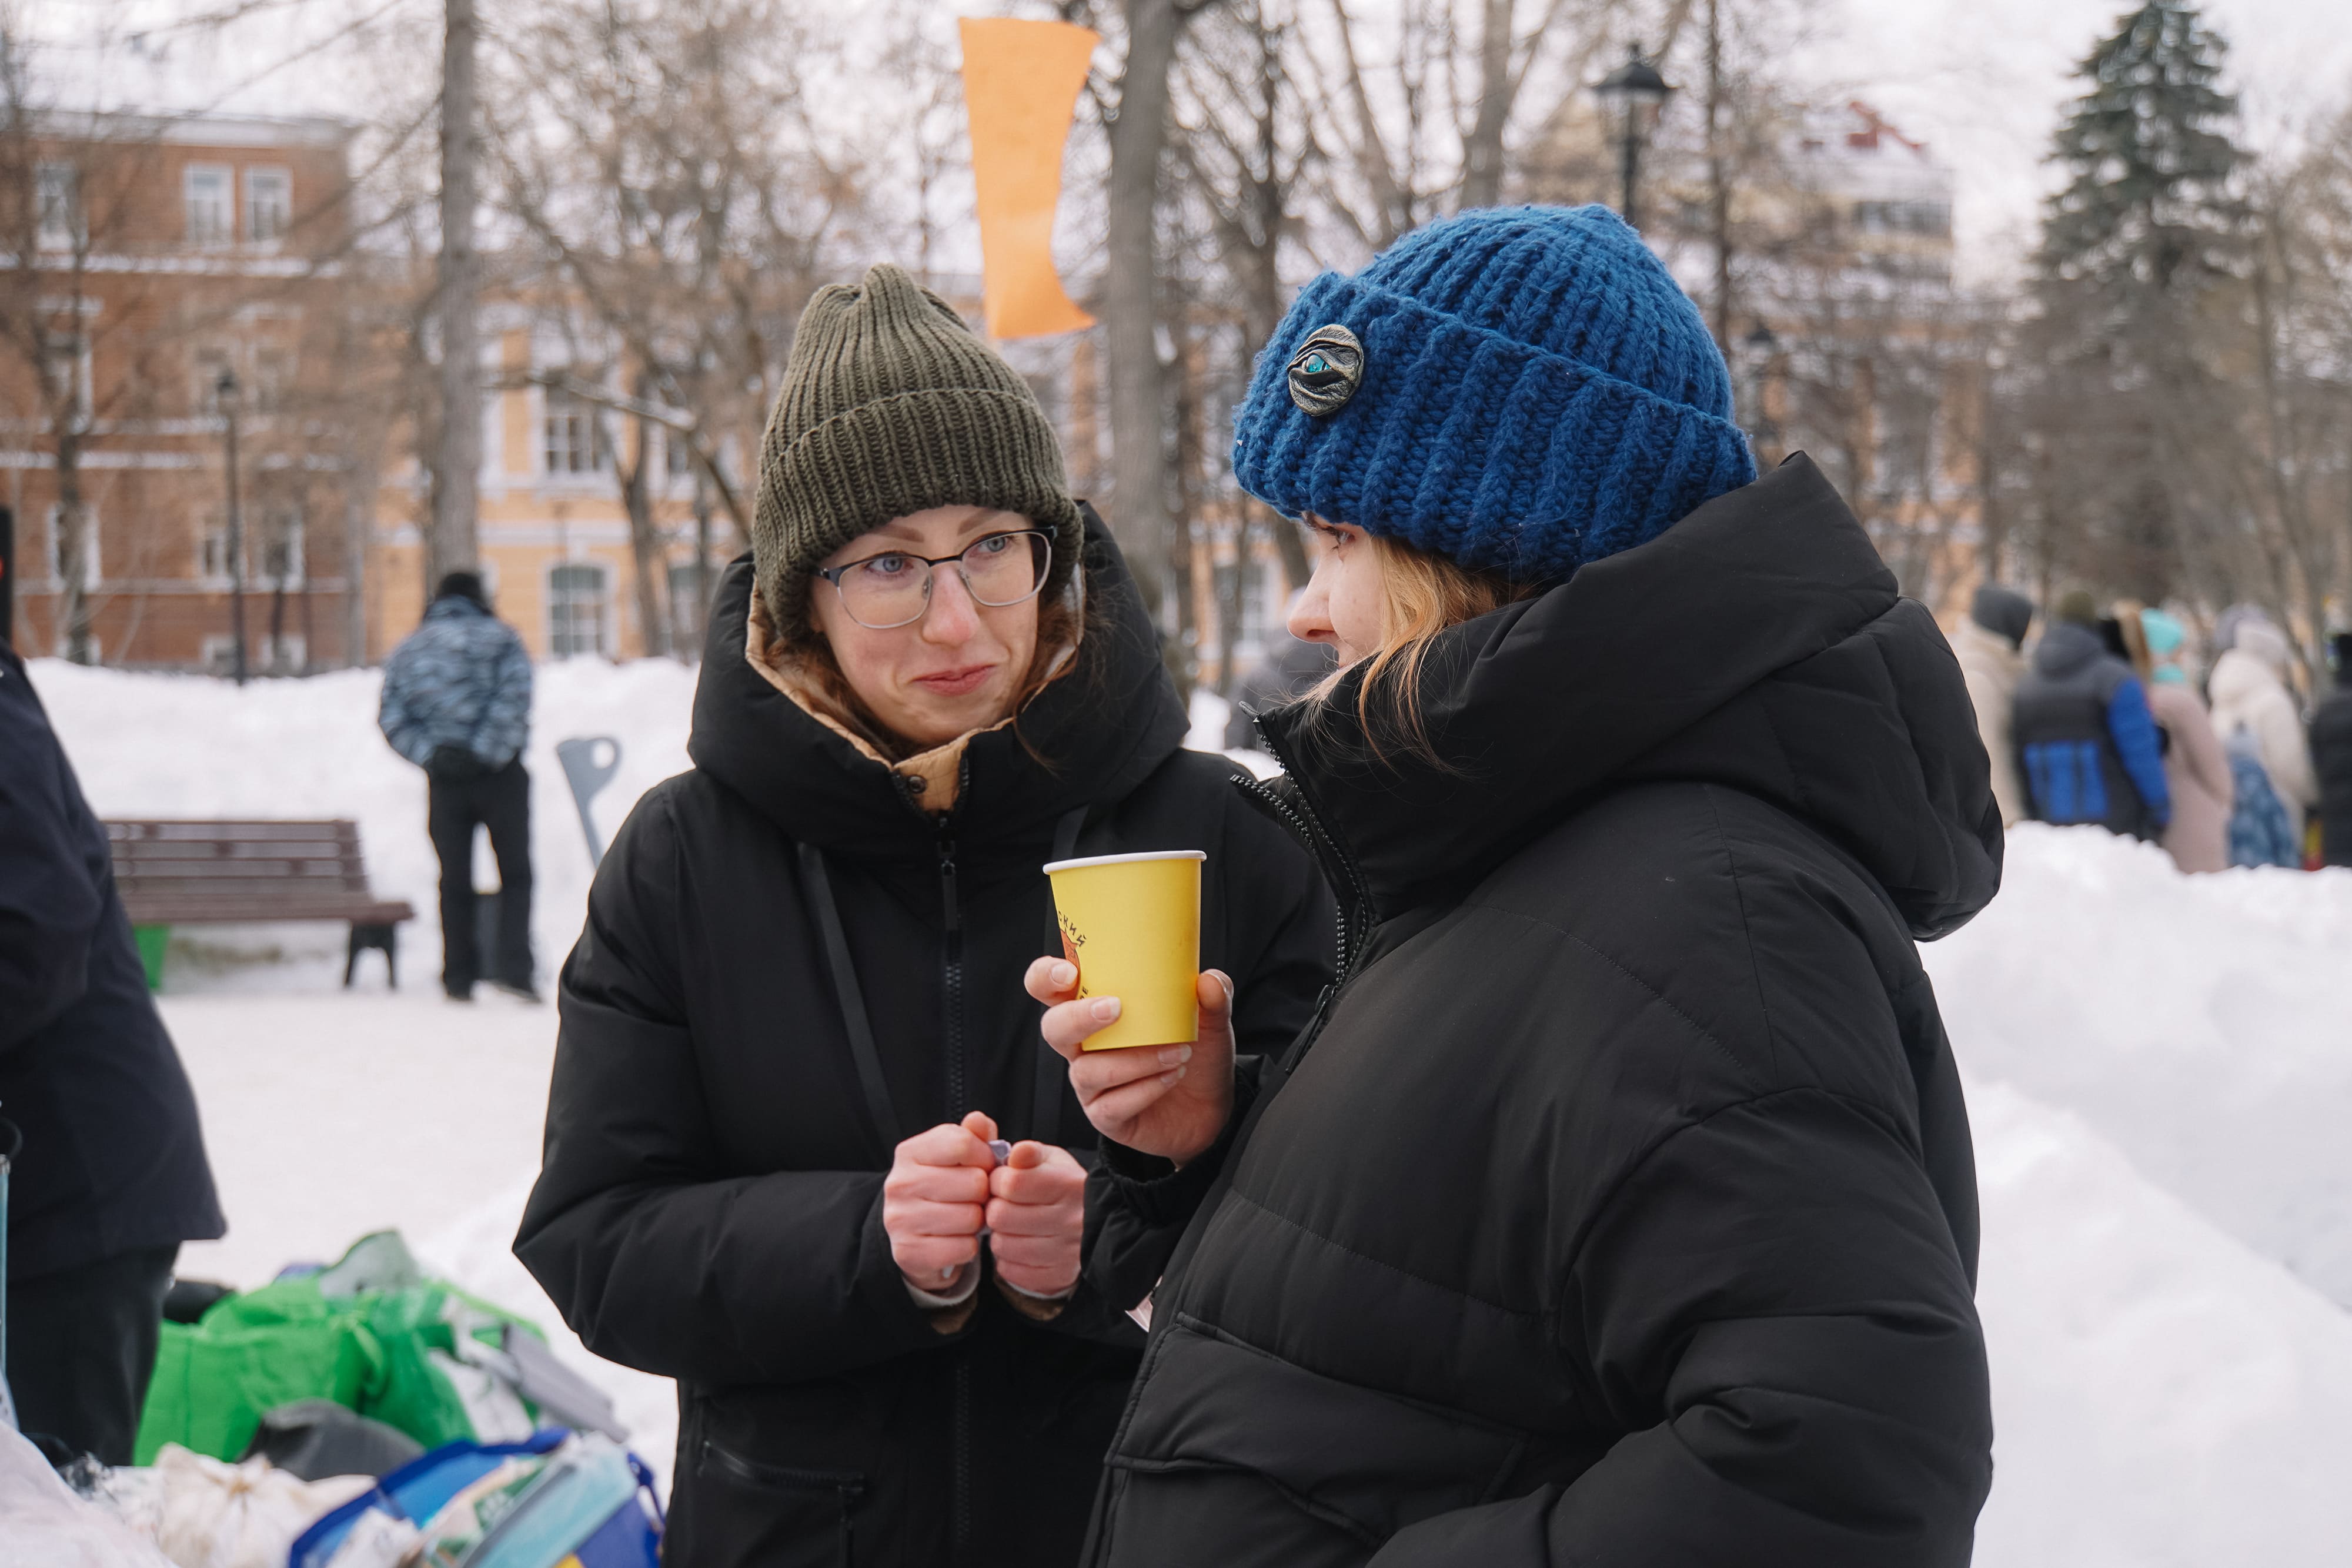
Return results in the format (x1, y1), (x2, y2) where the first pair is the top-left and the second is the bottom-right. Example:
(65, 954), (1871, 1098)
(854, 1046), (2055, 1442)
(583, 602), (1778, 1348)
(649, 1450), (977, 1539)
(1043, 850), (1207, 1051)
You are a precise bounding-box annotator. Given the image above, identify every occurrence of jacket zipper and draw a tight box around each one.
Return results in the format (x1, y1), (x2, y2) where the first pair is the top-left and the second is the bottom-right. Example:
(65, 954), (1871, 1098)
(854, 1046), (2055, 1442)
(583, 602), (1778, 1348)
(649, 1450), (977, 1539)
(1240, 714), (1377, 981)
(933, 755), (974, 1566)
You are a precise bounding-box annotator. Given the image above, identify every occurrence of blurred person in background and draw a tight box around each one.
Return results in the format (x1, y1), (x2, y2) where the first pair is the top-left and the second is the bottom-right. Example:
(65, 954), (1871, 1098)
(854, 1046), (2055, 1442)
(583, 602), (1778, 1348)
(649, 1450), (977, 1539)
(1, 638), (224, 1466)
(2013, 589), (2170, 841)
(2209, 617), (2318, 860)
(1220, 599), (1338, 751)
(2127, 607), (2231, 874)
(377, 571), (537, 1003)
(2310, 632), (2352, 867)
(1953, 584), (2034, 827)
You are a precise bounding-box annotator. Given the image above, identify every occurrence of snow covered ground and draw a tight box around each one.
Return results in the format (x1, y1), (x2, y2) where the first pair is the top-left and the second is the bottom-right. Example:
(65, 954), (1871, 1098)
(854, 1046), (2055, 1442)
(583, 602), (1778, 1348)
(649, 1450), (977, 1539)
(26, 658), (2352, 1559)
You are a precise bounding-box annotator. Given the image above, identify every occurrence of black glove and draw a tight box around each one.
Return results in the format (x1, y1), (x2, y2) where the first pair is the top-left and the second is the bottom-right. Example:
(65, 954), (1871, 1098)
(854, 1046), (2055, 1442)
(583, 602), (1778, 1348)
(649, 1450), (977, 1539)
(425, 743), (492, 783)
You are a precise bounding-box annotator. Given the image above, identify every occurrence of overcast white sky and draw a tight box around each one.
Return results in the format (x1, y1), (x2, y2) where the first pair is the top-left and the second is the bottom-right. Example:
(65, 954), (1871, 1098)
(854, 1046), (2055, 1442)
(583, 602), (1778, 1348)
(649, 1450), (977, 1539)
(25, 0), (2352, 283)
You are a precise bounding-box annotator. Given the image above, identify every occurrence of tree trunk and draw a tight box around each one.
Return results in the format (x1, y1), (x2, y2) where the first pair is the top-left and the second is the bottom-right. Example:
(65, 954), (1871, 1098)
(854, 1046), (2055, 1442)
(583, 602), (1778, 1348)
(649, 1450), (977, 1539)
(343, 444), (376, 665)
(1705, 0), (1733, 349)
(1459, 0), (1515, 210)
(56, 439), (93, 664)
(429, 0), (483, 589)
(1105, 0), (1195, 640)
(618, 406), (669, 659)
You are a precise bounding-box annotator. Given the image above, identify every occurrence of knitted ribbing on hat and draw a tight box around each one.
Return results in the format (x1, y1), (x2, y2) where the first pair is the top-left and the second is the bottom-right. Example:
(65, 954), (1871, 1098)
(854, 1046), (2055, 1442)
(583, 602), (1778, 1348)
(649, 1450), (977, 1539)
(1231, 205), (1758, 581)
(752, 263), (1082, 636)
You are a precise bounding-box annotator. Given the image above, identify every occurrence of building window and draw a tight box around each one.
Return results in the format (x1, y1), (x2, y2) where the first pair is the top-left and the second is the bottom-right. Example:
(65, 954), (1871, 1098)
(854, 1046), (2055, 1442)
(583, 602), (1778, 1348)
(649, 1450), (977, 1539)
(185, 165), (233, 245)
(41, 330), (93, 424)
(245, 166), (292, 244)
(251, 346), (296, 411)
(259, 507), (305, 586)
(668, 559), (717, 646)
(543, 390), (605, 474)
(1852, 200), (1951, 238)
(549, 563), (609, 657)
(46, 504), (99, 588)
(36, 162), (82, 250)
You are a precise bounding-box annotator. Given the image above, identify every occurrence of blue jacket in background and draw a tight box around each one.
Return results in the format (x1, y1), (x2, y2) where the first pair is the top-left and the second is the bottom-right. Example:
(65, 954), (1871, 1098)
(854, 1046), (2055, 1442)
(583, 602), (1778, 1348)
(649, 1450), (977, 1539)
(378, 596), (533, 770)
(2012, 620), (2171, 838)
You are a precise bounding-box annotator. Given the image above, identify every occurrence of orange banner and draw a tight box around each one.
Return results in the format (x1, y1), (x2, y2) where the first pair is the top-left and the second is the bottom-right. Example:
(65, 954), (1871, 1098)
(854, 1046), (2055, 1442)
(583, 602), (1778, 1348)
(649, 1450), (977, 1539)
(960, 17), (1099, 339)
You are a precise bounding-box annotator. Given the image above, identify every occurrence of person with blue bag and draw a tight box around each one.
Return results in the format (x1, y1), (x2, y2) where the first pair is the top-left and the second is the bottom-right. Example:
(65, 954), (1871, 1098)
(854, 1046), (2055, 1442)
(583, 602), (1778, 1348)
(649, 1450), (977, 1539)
(1031, 205), (1999, 1567)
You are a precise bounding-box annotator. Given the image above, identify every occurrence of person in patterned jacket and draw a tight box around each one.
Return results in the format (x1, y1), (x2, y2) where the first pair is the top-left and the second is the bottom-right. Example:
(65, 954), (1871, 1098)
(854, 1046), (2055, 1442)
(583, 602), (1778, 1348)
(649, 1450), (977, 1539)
(378, 571), (536, 1001)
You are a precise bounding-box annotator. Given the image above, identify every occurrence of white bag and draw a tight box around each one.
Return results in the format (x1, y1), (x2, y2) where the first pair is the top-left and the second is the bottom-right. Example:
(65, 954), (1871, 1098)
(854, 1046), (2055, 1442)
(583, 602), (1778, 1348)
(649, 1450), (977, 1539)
(104, 1446), (372, 1568)
(0, 1422), (176, 1568)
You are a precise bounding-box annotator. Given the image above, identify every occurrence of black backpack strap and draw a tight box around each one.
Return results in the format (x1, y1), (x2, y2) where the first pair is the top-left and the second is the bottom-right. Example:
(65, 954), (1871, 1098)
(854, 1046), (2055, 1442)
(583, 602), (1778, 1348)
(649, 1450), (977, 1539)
(1032, 806), (1091, 1145)
(797, 842), (901, 1159)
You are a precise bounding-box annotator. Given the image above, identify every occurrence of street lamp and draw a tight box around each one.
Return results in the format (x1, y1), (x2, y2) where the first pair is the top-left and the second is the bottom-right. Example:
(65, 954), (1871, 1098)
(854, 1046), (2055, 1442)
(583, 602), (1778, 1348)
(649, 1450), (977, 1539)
(1593, 44), (1674, 232)
(1738, 320), (1780, 460)
(218, 367), (248, 687)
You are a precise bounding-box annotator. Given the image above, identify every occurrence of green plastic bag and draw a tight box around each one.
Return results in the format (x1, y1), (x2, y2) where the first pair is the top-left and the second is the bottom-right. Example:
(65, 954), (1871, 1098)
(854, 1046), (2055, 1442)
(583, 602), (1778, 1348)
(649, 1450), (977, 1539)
(135, 1233), (544, 1465)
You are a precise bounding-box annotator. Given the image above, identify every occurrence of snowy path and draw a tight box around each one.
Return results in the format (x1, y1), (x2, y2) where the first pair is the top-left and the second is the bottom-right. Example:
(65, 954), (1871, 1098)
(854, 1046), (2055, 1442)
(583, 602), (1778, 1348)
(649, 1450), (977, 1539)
(30, 660), (2352, 1558)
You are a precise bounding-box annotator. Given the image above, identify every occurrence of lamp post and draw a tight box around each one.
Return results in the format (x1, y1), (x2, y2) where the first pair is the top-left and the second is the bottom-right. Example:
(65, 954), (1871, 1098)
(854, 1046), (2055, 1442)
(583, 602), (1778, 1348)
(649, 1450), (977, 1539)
(1593, 44), (1674, 232)
(218, 367), (248, 687)
(1738, 320), (1780, 462)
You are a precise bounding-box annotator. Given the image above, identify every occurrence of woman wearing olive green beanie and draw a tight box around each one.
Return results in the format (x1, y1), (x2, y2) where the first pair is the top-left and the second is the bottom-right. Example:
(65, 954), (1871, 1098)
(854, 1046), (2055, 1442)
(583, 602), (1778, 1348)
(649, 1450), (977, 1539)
(516, 263), (1335, 1568)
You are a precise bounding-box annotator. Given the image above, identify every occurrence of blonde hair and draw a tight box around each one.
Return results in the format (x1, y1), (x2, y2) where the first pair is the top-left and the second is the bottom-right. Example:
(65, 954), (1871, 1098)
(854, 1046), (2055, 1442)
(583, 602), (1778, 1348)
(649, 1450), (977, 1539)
(1313, 530), (1543, 767)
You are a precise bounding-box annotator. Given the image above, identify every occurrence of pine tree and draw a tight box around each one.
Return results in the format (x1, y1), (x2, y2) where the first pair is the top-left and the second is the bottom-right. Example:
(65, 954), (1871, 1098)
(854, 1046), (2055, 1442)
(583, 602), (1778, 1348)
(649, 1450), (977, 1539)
(2037, 2), (2245, 316)
(2016, 2), (2250, 603)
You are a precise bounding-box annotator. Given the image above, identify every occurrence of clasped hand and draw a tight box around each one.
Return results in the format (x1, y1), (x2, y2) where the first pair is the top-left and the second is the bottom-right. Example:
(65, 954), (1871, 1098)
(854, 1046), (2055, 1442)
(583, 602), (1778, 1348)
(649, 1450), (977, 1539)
(883, 1111), (1085, 1299)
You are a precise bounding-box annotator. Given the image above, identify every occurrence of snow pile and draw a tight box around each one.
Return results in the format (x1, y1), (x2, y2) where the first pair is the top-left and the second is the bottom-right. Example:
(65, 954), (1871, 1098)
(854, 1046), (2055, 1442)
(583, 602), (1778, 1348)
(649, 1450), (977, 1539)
(1967, 1076), (2352, 1564)
(1927, 826), (2352, 1307)
(25, 662), (2352, 1557)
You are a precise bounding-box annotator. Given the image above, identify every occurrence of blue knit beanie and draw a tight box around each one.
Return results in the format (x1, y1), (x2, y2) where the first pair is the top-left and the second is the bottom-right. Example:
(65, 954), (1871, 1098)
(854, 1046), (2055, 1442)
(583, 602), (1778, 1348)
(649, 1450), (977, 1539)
(1231, 205), (1757, 582)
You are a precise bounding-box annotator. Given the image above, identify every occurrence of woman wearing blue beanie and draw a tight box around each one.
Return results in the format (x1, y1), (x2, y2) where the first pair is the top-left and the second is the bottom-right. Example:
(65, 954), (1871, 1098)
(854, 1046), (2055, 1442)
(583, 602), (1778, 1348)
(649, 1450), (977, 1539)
(1031, 206), (2000, 1566)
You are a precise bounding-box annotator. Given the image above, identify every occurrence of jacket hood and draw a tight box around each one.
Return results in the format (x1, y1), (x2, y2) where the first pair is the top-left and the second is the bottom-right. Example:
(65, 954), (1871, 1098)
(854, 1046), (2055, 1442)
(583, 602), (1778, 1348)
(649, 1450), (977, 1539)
(687, 506), (1189, 880)
(1969, 584), (2033, 648)
(425, 594), (489, 623)
(2209, 641), (2291, 711)
(2030, 620), (2109, 680)
(1258, 452), (2002, 940)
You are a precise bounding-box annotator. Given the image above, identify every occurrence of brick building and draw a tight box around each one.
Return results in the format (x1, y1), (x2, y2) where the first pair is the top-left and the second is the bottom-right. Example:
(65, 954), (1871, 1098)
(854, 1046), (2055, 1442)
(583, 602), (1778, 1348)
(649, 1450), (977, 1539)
(2, 111), (367, 669)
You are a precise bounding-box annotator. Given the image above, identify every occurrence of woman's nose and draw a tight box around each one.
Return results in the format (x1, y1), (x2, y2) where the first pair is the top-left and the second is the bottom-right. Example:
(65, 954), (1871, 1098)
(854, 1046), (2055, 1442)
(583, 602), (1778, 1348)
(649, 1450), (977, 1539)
(1288, 573), (1335, 644)
(923, 563), (982, 642)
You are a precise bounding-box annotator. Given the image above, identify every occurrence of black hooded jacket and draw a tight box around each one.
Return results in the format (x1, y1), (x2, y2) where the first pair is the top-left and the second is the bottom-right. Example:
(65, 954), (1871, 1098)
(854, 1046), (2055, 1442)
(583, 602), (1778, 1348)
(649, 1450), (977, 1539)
(1080, 455), (2001, 1568)
(513, 514), (1333, 1568)
(0, 642), (224, 1282)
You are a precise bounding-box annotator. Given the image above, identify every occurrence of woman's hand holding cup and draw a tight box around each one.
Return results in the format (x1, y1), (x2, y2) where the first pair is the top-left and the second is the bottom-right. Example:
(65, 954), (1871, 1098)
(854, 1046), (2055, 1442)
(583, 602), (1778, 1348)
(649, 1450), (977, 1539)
(1026, 958), (1235, 1168)
(883, 1111), (998, 1295)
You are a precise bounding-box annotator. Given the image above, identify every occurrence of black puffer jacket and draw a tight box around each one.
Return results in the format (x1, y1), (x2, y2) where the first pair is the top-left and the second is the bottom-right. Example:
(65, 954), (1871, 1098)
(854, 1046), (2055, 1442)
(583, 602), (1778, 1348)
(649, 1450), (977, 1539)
(514, 515), (1332, 1568)
(1083, 455), (2001, 1568)
(0, 642), (223, 1282)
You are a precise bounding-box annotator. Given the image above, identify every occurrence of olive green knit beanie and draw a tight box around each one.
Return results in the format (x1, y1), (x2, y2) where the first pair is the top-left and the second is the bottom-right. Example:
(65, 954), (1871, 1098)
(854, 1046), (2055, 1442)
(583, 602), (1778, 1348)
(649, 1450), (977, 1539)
(752, 263), (1082, 637)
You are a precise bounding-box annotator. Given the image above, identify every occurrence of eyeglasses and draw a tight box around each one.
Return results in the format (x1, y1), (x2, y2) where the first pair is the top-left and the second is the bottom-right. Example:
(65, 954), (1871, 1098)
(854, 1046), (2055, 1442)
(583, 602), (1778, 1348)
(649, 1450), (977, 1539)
(815, 528), (1054, 631)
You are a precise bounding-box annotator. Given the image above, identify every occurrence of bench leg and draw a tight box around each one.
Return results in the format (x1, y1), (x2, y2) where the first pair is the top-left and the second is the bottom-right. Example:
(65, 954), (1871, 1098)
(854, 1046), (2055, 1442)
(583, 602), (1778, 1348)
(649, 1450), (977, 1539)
(346, 925), (398, 990)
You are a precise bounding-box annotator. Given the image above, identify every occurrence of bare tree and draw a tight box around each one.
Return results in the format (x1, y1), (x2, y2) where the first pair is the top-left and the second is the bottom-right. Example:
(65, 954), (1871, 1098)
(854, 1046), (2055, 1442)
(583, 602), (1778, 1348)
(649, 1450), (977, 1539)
(493, 0), (865, 657)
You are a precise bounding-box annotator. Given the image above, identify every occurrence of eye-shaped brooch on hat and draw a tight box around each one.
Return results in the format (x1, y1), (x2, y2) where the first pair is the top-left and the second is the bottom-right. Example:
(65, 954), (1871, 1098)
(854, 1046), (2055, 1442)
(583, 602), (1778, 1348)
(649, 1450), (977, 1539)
(1287, 325), (1364, 417)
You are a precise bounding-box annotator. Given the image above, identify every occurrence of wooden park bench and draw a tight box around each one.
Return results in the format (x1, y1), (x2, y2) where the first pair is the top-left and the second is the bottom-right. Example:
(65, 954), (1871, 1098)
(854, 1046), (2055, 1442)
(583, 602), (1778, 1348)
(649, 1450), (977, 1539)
(105, 820), (416, 988)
